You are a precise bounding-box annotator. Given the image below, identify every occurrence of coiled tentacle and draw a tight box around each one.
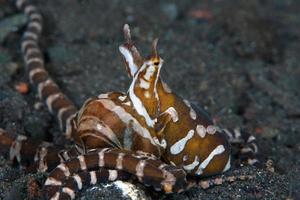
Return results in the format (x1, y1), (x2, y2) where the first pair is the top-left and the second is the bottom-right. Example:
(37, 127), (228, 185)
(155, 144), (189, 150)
(0, 128), (81, 172)
(47, 168), (131, 200)
(43, 148), (188, 199)
(221, 128), (259, 165)
(15, 0), (78, 139)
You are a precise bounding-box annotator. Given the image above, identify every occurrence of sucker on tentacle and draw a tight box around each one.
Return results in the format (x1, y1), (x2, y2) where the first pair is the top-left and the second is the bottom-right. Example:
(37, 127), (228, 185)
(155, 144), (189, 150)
(0, 1), (259, 199)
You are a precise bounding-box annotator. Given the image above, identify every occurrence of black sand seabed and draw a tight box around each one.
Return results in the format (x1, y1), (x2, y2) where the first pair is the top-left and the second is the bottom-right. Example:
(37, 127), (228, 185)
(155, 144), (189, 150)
(0, 0), (299, 199)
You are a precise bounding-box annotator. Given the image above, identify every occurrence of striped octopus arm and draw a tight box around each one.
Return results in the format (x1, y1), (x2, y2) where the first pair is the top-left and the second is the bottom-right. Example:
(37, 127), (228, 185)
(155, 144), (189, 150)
(43, 148), (188, 199)
(0, 128), (82, 172)
(15, 0), (78, 139)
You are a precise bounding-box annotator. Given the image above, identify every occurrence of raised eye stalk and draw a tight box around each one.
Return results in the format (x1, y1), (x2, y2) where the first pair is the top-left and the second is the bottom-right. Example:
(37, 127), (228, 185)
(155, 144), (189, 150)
(151, 38), (159, 59)
(123, 24), (132, 44)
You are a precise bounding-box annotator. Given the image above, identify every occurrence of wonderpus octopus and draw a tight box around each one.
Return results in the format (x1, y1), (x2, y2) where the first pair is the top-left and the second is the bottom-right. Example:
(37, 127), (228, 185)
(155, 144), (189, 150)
(0, 0), (258, 199)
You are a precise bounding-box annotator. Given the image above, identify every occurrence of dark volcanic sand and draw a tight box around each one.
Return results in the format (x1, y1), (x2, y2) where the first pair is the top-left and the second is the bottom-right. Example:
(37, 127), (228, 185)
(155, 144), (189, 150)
(0, 0), (299, 199)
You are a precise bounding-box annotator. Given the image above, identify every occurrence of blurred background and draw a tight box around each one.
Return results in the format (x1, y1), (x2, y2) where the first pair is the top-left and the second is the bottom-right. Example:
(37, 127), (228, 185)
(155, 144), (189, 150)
(0, 0), (299, 199)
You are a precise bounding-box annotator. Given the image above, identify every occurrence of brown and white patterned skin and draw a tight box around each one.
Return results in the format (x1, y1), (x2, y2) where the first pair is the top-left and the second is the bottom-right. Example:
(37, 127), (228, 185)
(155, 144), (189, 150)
(75, 37), (230, 178)
(43, 148), (188, 199)
(118, 26), (231, 177)
(75, 92), (162, 157)
(0, 1), (258, 199)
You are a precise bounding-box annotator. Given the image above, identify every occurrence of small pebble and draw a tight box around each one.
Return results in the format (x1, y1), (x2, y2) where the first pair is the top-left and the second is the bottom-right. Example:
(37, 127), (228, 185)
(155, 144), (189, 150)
(266, 160), (275, 173)
(34, 102), (43, 110)
(15, 82), (29, 94)
(199, 180), (210, 189)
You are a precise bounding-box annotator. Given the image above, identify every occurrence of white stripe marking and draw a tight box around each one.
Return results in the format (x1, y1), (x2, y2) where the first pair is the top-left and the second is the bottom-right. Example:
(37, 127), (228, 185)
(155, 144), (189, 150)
(25, 47), (40, 61)
(98, 93), (110, 99)
(50, 192), (60, 200)
(118, 95), (127, 101)
(143, 65), (156, 80)
(65, 113), (76, 138)
(222, 156), (231, 172)
(160, 139), (167, 149)
(28, 21), (42, 33)
(153, 137), (167, 149)
(24, 31), (38, 40)
(247, 135), (256, 143)
(183, 156), (200, 171)
(241, 147), (253, 153)
(46, 93), (61, 113)
(98, 148), (109, 167)
(251, 143), (258, 153)
(119, 46), (139, 77)
(25, 57), (44, 66)
(62, 187), (75, 199)
(158, 163), (168, 170)
(57, 163), (70, 177)
(90, 171), (97, 184)
(161, 81), (172, 93)
(128, 86), (155, 127)
(183, 99), (197, 120)
(108, 170), (118, 181)
(183, 155), (188, 161)
(61, 151), (71, 161)
(189, 108), (197, 120)
(73, 174), (83, 190)
(116, 153), (125, 170)
(96, 122), (121, 148)
(30, 13), (42, 21)
(163, 107), (178, 122)
(128, 62), (159, 127)
(122, 101), (131, 106)
(170, 130), (195, 155)
(223, 129), (233, 139)
(139, 79), (150, 89)
(78, 155), (87, 170)
(24, 5), (37, 15)
(29, 67), (45, 83)
(98, 99), (156, 146)
(135, 160), (146, 181)
(16, 0), (25, 9)
(233, 129), (241, 138)
(21, 39), (37, 53)
(78, 115), (121, 148)
(183, 99), (191, 107)
(196, 125), (206, 138)
(44, 177), (62, 186)
(196, 145), (225, 175)
(57, 106), (74, 130)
